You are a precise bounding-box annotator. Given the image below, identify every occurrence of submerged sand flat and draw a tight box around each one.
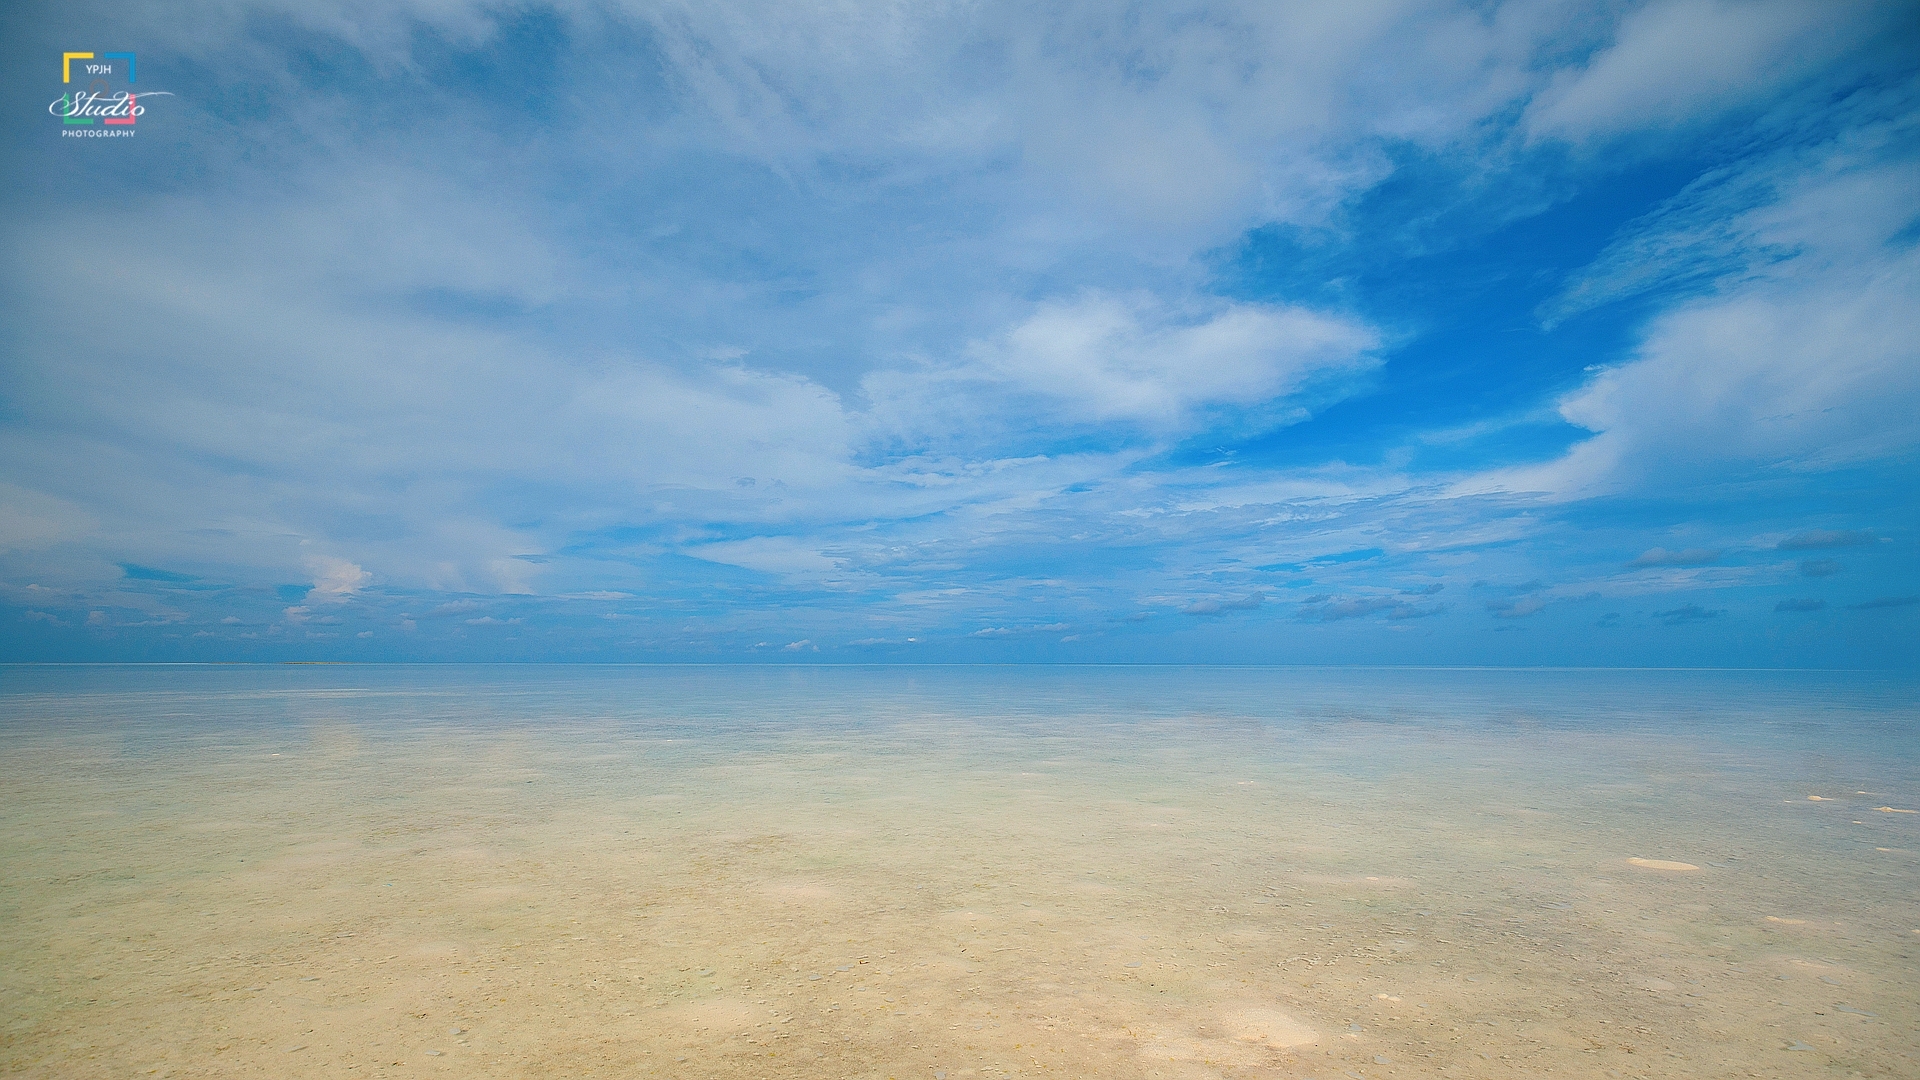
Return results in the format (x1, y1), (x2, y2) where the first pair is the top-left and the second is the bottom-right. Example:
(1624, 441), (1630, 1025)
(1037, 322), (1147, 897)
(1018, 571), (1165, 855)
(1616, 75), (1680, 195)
(1, 666), (1916, 1079)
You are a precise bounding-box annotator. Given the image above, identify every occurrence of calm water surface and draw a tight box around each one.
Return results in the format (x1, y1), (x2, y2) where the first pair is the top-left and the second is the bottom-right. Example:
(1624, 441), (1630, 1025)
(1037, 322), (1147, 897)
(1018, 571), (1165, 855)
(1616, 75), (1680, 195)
(1, 665), (1915, 1079)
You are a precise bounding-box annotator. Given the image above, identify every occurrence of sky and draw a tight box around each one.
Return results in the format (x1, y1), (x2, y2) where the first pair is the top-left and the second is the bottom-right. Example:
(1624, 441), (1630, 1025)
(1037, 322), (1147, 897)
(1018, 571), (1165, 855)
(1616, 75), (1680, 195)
(2, 0), (1916, 667)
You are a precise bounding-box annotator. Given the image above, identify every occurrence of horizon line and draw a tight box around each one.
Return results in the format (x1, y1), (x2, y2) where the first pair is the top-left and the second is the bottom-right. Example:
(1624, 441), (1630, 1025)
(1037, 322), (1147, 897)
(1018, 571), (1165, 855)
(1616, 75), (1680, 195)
(0, 662), (1907, 673)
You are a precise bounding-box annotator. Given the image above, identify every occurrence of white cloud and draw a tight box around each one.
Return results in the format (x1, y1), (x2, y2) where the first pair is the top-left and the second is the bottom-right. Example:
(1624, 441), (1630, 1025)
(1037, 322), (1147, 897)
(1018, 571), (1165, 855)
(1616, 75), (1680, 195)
(963, 292), (1378, 427)
(1524, 0), (1889, 142)
(1479, 252), (1919, 498)
(1466, 120), (1920, 499)
(685, 537), (846, 577)
(1488, 594), (1547, 619)
(1182, 593), (1265, 615)
(1542, 89), (1919, 323)
(1582, 265), (1917, 473)
(86, 0), (1578, 252)
(0, 483), (95, 549)
(623, 0), (1513, 241)
(306, 555), (371, 600)
(1627, 547), (1721, 569)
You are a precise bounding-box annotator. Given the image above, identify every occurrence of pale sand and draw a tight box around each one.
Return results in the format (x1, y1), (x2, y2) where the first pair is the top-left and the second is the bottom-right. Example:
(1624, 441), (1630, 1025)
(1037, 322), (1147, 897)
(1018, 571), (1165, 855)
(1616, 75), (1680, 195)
(2, 669), (1915, 1080)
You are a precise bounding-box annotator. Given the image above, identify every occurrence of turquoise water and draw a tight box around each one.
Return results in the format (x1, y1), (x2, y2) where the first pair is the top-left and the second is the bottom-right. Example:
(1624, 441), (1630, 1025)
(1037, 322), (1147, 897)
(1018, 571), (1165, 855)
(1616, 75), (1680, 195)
(2, 666), (1915, 1078)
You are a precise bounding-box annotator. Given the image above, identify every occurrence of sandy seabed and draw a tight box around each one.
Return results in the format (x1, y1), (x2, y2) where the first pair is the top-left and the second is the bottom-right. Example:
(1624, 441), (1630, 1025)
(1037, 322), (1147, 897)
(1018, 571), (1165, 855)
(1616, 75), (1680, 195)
(1, 667), (1915, 1080)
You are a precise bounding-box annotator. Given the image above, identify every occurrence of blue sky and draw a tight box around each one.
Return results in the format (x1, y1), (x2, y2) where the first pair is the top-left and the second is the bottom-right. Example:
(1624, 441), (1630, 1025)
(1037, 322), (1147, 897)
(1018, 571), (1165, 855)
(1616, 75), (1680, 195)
(2, 0), (1916, 666)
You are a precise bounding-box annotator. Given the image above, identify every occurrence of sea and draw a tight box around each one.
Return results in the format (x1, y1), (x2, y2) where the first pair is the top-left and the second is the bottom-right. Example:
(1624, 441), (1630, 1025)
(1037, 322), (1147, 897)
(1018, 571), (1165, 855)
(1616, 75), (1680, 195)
(1, 664), (1914, 1079)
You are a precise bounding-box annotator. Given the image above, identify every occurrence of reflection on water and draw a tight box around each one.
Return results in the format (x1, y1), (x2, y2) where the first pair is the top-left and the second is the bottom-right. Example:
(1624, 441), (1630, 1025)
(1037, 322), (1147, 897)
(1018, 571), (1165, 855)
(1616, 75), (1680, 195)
(1, 666), (1915, 1078)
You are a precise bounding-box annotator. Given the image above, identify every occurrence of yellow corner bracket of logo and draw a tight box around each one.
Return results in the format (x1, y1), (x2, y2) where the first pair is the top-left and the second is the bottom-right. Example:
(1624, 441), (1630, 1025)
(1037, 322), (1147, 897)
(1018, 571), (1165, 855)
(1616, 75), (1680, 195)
(63, 52), (93, 83)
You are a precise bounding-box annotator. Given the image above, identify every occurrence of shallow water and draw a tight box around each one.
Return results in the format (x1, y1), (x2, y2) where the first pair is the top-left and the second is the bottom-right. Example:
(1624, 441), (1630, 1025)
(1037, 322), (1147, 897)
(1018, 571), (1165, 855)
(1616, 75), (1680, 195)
(1, 665), (1915, 1079)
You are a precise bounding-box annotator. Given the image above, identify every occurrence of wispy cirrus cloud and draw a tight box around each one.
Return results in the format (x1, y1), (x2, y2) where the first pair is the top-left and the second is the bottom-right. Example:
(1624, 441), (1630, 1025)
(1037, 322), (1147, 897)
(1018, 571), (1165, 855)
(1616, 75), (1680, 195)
(1182, 593), (1266, 616)
(1851, 596), (1919, 611)
(1298, 594), (1446, 623)
(1627, 547), (1722, 568)
(1778, 530), (1878, 551)
(1654, 604), (1723, 626)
